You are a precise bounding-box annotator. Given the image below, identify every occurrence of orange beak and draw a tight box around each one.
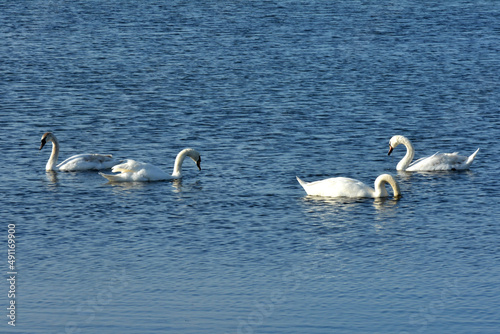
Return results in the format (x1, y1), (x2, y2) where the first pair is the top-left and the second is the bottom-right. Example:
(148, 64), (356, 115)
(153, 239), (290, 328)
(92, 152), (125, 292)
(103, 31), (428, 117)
(388, 146), (394, 156)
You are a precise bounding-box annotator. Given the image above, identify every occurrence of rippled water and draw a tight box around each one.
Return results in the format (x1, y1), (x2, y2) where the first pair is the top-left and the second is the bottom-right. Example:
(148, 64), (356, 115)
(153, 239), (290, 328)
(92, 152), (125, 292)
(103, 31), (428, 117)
(2, 1), (500, 333)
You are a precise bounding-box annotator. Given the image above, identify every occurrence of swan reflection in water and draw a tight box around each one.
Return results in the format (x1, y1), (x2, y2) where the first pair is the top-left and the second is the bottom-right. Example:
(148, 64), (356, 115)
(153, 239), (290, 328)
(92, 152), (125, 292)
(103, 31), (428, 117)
(44, 171), (59, 189)
(301, 195), (400, 216)
(105, 178), (195, 195)
(299, 195), (402, 241)
(107, 181), (148, 192)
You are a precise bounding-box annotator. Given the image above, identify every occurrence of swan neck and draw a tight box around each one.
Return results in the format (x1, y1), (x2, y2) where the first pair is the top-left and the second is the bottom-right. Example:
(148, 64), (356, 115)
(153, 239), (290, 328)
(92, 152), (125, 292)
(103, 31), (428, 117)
(388, 177), (401, 197)
(172, 149), (188, 177)
(375, 175), (401, 198)
(46, 137), (59, 171)
(397, 138), (415, 171)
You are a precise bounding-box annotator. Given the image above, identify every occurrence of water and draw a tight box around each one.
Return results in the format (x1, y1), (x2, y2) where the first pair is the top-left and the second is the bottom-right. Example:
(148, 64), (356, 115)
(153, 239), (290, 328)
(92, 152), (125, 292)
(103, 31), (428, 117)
(2, 1), (500, 333)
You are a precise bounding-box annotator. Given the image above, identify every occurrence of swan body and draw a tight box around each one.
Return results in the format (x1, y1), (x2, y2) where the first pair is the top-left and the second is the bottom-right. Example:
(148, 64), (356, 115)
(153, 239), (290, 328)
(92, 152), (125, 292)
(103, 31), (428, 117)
(99, 148), (201, 182)
(296, 174), (401, 198)
(388, 135), (479, 171)
(39, 132), (120, 171)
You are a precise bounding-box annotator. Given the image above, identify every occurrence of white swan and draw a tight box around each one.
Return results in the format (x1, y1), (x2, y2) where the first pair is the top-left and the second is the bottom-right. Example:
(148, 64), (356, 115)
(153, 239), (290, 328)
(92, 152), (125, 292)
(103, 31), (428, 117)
(39, 132), (120, 171)
(296, 174), (401, 198)
(99, 148), (201, 182)
(388, 135), (479, 171)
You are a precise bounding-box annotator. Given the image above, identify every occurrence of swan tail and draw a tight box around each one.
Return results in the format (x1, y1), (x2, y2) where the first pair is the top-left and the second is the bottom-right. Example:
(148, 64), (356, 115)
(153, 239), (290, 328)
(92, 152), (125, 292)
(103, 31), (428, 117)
(466, 148), (480, 166)
(99, 172), (122, 182)
(296, 176), (307, 187)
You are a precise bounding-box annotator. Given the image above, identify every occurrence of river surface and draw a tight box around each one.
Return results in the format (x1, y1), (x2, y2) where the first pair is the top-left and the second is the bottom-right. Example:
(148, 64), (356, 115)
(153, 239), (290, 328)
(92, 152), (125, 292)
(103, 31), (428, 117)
(1, 1), (500, 333)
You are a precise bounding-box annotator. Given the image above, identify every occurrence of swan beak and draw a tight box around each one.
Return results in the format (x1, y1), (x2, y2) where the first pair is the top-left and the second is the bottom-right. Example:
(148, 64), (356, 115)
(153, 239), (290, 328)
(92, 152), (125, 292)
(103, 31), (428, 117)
(196, 157), (202, 170)
(388, 146), (394, 156)
(39, 139), (47, 150)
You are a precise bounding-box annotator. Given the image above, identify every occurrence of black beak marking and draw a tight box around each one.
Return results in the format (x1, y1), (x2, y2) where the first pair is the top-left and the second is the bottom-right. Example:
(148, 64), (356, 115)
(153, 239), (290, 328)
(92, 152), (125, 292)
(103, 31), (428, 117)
(39, 139), (46, 150)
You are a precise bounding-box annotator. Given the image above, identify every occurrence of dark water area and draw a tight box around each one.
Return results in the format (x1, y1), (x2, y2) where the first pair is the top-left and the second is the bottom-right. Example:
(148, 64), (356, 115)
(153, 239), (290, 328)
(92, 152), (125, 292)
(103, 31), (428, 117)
(1, 1), (500, 333)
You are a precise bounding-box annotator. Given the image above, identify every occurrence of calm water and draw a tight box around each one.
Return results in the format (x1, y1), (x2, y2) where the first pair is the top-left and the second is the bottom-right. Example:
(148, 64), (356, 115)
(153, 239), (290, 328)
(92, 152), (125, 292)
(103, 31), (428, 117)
(2, 1), (500, 333)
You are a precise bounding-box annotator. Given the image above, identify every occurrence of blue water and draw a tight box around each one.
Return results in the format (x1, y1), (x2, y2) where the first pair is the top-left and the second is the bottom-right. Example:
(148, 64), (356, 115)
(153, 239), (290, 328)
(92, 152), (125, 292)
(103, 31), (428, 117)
(2, 1), (500, 333)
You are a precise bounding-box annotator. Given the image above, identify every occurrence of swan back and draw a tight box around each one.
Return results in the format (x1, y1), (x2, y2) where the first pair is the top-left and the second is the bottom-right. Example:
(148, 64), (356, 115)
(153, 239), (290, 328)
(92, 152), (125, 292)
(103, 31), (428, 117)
(297, 176), (375, 198)
(101, 159), (169, 182)
(57, 154), (119, 171)
(405, 149), (479, 171)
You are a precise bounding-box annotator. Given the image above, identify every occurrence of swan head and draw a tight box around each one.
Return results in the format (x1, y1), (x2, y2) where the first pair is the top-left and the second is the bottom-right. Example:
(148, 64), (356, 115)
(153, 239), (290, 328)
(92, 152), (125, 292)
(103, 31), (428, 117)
(39, 132), (54, 150)
(388, 135), (407, 156)
(172, 148), (202, 177)
(185, 148), (202, 170)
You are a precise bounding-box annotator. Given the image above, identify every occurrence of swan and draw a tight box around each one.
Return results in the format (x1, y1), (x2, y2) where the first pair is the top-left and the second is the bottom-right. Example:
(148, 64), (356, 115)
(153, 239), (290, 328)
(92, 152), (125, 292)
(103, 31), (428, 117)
(296, 174), (401, 198)
(99, 148), (201, 182)
(388, 135), (479, 171)
(39, 132), (120, 171)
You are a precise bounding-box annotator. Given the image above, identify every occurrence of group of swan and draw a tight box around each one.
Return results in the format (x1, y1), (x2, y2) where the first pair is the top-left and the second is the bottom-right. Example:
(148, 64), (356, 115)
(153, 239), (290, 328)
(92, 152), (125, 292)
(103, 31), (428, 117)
(40, 132), (479, 199)
(296, 135), (479, 199)
(39, 132), (201, 180)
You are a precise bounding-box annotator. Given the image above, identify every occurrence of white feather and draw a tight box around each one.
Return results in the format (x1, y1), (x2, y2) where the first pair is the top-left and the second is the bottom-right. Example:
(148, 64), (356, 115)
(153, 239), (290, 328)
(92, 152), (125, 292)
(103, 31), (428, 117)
(39, 132), (120, 171)
(99, 148), (201, 182)
(388, 135), (479, 171)
(297, 174), (400, 198)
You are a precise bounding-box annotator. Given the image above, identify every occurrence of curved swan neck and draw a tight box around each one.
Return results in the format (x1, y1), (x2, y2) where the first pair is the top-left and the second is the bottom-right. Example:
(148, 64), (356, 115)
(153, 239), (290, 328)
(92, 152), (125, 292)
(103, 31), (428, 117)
(46, 135), (60, 171)
(374, 174), (401, 198)
(395, 136), (415, 171)
(171, 148), (199, 178)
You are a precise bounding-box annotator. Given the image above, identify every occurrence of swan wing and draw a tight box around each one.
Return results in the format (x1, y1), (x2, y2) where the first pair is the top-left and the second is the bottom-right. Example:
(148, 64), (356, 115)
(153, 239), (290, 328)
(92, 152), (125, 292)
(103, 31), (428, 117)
(407, 152), (472, 171)
(111, 159), (148, 173)
(57, 154), (120, 171)
(408, 152), (439, 167)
